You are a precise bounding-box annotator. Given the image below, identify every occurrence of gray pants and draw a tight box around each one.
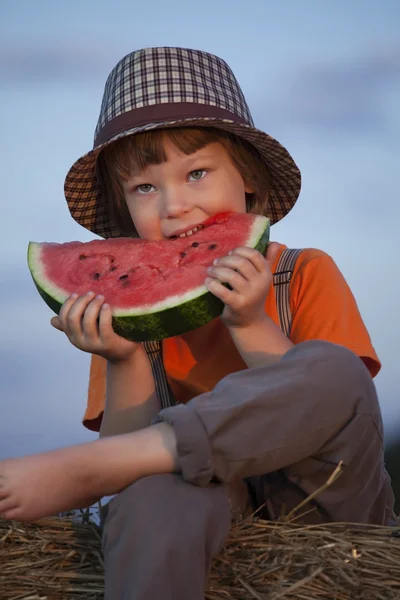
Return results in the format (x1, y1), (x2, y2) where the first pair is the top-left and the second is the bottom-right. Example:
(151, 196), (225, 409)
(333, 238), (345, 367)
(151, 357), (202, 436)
(101, 341), (395, 600)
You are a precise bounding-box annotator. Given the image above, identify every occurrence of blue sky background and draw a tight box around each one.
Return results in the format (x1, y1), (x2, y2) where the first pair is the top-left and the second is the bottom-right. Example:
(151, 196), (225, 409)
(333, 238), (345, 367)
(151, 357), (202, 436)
(1, 0), (399, 462)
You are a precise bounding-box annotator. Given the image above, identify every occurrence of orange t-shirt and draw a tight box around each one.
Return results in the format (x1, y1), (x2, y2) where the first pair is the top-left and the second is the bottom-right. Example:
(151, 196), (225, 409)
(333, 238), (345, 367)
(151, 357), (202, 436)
(83, 245), (380, 432)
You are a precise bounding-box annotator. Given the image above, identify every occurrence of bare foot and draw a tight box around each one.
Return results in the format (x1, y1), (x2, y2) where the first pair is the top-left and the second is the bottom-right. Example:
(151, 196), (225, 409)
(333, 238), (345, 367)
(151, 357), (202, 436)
(0, 452), (101, 522)
(0, 423), (176, 522)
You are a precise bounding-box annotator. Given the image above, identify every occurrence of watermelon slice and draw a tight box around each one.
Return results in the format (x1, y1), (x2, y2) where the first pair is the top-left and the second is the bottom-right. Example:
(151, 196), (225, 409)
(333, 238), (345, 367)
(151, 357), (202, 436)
(27, 212), (270, 341)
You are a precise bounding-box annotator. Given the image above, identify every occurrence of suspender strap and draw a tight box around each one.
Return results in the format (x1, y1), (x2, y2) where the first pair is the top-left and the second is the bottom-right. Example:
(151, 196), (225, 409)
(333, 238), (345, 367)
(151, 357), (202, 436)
(273, 248), (302, 338)
(143, 341), (176, 409)
(143, 247), (302, 408)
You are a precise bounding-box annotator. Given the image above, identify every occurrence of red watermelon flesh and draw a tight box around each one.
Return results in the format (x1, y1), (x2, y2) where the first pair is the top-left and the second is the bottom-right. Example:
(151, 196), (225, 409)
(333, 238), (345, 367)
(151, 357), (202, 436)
(28, 212), (270, 341)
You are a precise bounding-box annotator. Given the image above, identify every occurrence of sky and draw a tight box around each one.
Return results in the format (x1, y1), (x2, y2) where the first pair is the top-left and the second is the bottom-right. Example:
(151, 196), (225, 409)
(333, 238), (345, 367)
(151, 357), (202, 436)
(1, 0), (399, 462)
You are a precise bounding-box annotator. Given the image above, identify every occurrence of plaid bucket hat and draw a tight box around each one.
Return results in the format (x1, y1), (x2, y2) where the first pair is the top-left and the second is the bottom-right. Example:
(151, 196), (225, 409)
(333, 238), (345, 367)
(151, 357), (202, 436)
(64, 47), (301, 238)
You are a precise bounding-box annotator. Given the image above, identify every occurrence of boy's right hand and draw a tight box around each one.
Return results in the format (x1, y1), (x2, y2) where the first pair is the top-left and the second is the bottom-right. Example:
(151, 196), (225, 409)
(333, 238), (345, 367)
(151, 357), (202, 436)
(50, 292), (140, 363)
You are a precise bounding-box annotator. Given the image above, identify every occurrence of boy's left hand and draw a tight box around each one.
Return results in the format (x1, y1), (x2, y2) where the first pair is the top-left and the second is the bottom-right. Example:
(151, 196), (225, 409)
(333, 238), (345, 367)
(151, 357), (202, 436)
(205, 242), (281, 328)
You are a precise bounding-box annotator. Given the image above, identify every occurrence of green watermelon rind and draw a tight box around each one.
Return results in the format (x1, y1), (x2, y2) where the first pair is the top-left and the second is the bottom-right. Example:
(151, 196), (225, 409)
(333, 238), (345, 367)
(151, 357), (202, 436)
(27, 215), (270, 341)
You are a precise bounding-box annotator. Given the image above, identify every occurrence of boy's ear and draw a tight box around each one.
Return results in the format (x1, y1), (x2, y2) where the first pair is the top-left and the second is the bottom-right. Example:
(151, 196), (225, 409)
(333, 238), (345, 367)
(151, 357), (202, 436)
(244, 181), (255, 194)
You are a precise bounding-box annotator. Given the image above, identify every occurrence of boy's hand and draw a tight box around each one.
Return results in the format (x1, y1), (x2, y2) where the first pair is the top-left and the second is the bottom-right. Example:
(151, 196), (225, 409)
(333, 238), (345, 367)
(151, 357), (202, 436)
(205, 242), (281, 329)
(50, 292), (139, 363)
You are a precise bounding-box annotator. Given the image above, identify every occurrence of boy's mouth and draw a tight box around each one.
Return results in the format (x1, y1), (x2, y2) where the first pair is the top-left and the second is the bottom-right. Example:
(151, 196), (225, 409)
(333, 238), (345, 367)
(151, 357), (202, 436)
(168, 224), (205, 239)
(167, 212), (231, 239)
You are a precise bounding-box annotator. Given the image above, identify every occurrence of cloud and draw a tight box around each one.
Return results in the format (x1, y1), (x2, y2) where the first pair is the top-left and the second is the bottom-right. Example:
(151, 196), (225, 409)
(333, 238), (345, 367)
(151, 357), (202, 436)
(2, 36), (399, 133)
(1, 38), (399, 138)
(0, 339), (97, 460)
(0, 40), (112, 82)
(0, 265), (98, 458)
(252, 46), (400, 133)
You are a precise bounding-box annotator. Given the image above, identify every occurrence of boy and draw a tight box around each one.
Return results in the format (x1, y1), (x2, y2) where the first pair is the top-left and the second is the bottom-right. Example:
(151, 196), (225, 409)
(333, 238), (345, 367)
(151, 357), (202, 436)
(0, 47), (396, 599)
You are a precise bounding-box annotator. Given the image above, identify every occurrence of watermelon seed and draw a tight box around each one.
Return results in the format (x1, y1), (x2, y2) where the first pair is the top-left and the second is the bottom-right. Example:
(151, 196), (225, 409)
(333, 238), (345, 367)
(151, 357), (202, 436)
(191, 242), (199, 247)
(119, 274), (129, 280)
(79, 254), (87, 260)
(110, 266), (117, 271)
(93, 273), (101, 280)
(208, 244), (217, 250)
(180, 252), (187, 258)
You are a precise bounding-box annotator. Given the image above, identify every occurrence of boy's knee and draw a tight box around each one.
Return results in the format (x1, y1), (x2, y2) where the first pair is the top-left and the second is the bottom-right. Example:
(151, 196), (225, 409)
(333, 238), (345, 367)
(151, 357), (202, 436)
(289, 339), (367, 373)
(286, 340), (377, 411)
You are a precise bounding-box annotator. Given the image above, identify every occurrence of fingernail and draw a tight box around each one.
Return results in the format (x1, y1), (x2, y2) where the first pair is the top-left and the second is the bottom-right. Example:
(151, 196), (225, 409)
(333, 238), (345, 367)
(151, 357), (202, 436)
(205, 277), (212, 284)
(96, 294), (104, 300)
(213, 259), (219, 265)
(102, 303), (109, 310)
(86, 291), (95, 296)
(71, 293), (78, 298)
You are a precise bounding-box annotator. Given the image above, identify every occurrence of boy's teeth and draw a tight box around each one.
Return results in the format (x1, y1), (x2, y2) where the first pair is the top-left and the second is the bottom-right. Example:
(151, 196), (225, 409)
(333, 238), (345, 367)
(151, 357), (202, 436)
(178, 225), (203, 238)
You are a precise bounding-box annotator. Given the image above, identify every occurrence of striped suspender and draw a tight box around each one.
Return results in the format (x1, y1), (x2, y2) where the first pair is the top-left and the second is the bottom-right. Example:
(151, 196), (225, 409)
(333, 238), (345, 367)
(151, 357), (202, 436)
(273, 249), (302, 338)
(143, 248), (302, 408)
(143, 341), (176, 409)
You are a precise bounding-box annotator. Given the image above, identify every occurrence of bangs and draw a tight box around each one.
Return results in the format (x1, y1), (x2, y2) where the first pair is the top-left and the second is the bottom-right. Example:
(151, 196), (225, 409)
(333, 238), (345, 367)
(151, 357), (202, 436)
(101, 128), (227, 181)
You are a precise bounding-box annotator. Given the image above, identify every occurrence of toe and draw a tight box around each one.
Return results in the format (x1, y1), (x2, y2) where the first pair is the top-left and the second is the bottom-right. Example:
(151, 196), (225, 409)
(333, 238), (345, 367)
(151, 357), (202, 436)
(0, 498), (19, 519)
(2, 507), (20, 521)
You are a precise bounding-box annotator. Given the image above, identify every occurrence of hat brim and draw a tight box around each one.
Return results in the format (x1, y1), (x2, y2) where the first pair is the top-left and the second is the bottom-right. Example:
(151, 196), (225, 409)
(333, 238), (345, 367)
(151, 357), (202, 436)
(64, 117), (301, 238)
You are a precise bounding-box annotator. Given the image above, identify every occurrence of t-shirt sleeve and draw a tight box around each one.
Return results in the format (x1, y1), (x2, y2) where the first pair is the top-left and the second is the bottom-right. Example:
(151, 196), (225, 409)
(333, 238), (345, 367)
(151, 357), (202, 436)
(83, 354), (107, 432)
(289, 248), (381, 377)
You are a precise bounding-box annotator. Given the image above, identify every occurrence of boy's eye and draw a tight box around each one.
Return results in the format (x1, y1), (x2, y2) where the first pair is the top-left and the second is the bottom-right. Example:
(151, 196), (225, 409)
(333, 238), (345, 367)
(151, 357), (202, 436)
(189, 169), (206, 181)
(136, 184), (155, 194)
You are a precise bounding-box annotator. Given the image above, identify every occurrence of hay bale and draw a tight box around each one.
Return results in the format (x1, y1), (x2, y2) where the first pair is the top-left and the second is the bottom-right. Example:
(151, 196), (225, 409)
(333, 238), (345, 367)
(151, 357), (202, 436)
(1, 515), (400, 599)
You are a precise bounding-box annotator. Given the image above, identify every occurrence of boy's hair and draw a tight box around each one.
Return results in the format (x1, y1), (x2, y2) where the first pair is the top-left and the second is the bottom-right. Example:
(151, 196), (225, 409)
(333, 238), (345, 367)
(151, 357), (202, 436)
(96, 127), (271, 237)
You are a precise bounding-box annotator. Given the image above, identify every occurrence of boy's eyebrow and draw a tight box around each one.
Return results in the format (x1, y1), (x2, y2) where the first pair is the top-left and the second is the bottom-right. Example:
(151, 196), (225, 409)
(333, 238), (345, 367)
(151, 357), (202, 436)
(182, 152), (216, 165)
(128, 151), (217, 179)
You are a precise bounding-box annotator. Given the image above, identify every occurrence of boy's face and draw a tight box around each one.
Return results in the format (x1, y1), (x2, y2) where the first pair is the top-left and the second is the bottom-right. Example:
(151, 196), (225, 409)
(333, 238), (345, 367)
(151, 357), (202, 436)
(121, 137), (253, 240)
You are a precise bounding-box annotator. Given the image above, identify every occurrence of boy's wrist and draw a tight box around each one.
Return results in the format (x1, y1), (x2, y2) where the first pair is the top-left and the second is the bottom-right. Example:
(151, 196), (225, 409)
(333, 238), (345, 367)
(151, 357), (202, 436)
(106, 343), (142, 366)
(228, 316), (294, 369)
(227, 314), (273, 336)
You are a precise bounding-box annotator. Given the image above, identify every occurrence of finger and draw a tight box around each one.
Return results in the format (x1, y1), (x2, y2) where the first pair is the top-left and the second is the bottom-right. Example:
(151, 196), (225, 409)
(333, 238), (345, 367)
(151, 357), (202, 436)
(228, 247), (268, 274)
(266, 242), (281, 267)
(50, 316), (64, 331)
(58, 293), (80, 326)
(81, 295), (105, 339)
(205, 277), (235, 303)
(98, 302), (113, 342)
(207, 266), (247, 293)
(211, 254), (257, 281)
(64, 292), (96, 339)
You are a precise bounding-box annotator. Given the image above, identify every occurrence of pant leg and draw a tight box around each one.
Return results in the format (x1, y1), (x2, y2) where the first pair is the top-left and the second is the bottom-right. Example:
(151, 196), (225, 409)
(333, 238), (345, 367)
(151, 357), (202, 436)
(156, 340), (395, 524)
(101, 473), (231, 600)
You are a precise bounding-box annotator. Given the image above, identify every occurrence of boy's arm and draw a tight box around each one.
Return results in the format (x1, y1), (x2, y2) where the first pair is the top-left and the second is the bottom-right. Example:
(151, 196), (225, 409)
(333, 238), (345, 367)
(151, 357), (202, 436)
(99, 345), (159, 438)
(228, 316), (294, 369)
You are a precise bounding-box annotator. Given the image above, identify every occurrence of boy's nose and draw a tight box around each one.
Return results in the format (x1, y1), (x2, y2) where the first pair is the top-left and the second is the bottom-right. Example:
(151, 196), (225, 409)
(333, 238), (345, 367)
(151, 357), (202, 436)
(160, 190), (190, 219)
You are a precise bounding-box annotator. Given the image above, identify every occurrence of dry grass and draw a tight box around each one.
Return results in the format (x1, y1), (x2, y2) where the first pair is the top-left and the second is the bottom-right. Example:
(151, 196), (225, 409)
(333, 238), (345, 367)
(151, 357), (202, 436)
(1, 515), (400, 600)
(1, 464), (399, 599)
(207, 519), (400, 599)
